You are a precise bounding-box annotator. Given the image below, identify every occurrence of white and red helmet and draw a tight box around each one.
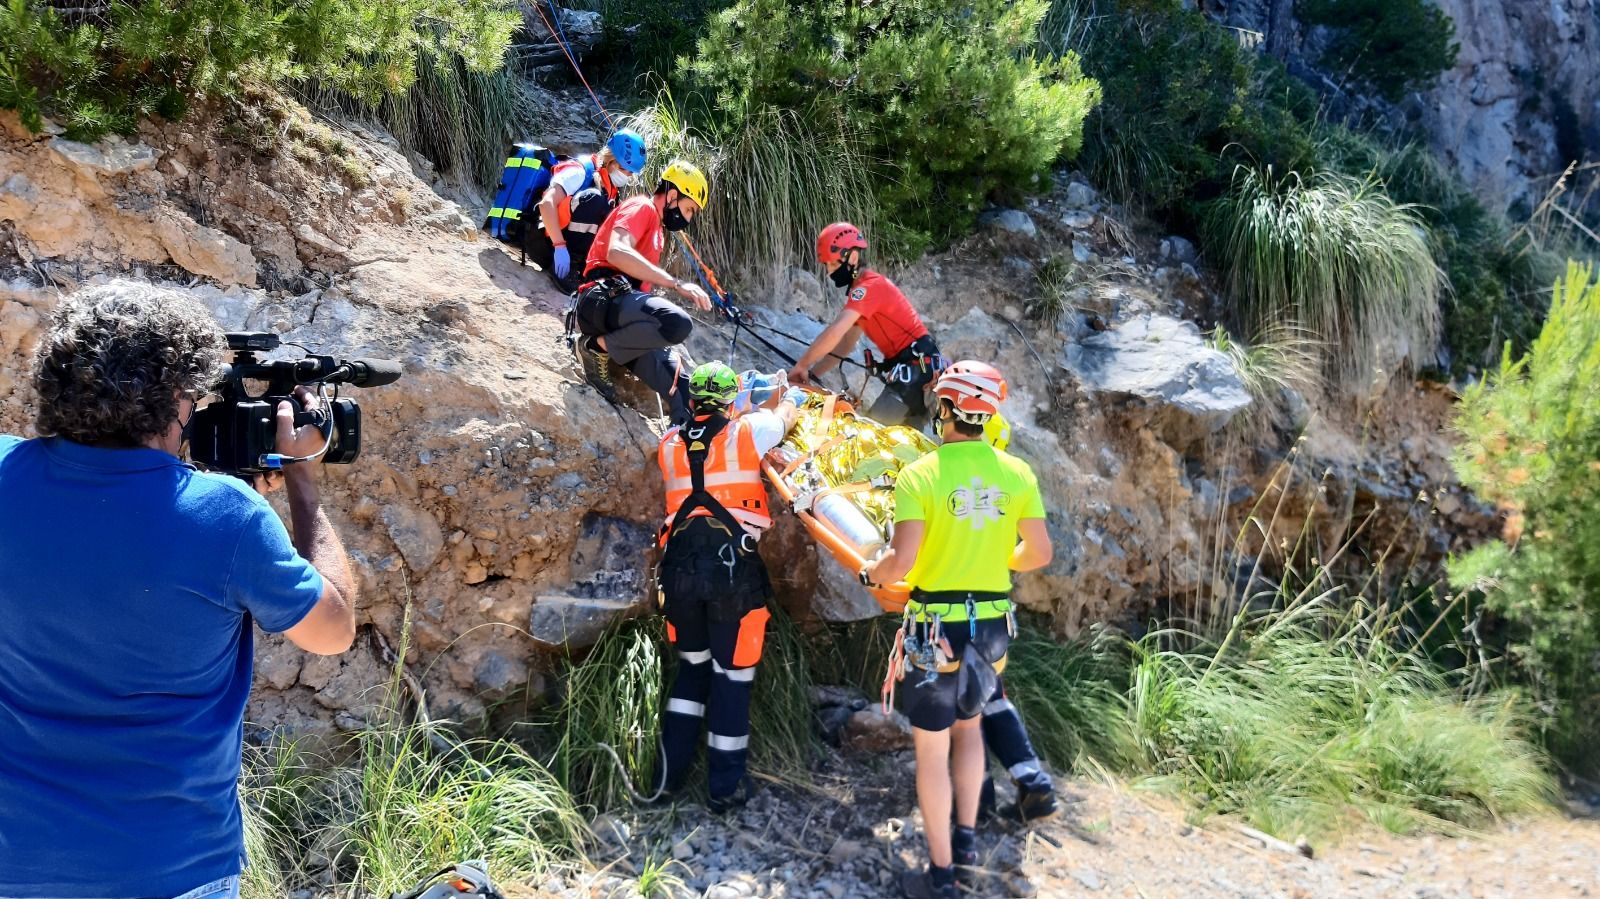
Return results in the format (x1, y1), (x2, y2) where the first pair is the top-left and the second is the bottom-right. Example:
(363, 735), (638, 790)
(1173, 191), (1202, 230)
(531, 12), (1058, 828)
(933, 360), (1007, 423)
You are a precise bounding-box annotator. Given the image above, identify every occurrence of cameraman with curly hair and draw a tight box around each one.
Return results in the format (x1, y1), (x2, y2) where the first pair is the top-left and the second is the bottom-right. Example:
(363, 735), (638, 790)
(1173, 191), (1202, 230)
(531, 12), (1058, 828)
(0, 283), (357, 899)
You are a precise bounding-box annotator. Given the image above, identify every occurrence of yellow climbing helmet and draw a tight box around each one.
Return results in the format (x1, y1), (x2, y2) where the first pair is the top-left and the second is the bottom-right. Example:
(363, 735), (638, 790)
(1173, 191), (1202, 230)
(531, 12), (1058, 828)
(661, 160), (709, 208)
(984, 413), (1012, 451)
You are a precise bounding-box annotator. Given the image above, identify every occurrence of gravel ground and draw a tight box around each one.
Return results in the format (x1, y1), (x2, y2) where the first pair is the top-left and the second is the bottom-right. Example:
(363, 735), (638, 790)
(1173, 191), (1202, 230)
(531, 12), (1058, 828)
(512, 749), (1600, 899)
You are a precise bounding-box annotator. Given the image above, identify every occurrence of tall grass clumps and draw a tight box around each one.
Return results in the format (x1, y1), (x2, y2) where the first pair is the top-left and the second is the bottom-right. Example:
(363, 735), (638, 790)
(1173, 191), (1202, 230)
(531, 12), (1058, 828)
(1450, 262), (1600, 772)
(546, 615), (665, 811)
(238, 718), (585, 898)
(1003, 625), (1139, 771)
(336, 721), (587, 894)
(1205, 166), (1442, 386)
(0, 0), (520, 141)
(622, 98), (882, 290)
(1207, 322), (1323, 417)
(1124, 603), (1555, 838)
(748, 606), (823, 779)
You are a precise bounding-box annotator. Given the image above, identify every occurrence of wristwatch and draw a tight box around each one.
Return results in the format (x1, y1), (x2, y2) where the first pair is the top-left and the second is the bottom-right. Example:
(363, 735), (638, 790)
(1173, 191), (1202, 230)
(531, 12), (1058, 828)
(858, 567), (879, 588)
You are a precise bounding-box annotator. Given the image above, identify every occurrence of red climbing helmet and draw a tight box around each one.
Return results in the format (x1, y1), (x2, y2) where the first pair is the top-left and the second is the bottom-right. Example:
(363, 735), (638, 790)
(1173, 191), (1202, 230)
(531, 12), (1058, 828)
(816, 222), (868, 265)
(934, 360), (1008, 423)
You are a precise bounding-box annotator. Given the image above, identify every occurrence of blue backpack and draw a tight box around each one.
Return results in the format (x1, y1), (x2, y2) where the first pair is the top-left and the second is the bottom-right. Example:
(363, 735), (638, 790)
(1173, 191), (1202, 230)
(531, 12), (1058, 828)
(483, 143), (564, 243)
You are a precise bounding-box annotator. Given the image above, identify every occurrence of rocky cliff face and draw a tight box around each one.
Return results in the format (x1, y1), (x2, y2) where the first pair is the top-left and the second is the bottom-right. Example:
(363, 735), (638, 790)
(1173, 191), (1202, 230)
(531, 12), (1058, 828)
(1207, 0), (1599, 215)
(0, 94), (1492, 736)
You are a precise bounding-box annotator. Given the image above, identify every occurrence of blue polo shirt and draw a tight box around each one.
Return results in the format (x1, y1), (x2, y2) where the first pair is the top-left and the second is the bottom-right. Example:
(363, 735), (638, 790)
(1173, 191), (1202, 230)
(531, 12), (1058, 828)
(0, 436), (324, 898)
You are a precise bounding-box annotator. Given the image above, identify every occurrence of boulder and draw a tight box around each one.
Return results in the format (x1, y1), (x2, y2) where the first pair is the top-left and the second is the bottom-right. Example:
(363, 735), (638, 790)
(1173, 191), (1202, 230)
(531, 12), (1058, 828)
(1062, 313), (1251, 449)
(980, 208), (1038, 239)
(841, 706), (913, 752)
(1066, 181), (1097, 208)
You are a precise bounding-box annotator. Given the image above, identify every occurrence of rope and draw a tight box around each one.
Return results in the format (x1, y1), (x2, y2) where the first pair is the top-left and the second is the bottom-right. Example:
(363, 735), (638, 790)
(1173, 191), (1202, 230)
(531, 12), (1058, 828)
(595, 740), (666, 804)
(530, 1), (614, 129)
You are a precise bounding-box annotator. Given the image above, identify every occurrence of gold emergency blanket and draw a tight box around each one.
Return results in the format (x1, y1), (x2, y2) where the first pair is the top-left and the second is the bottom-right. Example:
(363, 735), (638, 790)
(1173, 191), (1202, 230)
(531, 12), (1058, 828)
(770, 396), (937, 538)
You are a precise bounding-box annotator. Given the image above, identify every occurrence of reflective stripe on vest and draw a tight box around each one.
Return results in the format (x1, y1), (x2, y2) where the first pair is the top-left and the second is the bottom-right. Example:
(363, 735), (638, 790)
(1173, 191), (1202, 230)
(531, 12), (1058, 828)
(658, 417), (771, 535)
(485, 206), (522, 221)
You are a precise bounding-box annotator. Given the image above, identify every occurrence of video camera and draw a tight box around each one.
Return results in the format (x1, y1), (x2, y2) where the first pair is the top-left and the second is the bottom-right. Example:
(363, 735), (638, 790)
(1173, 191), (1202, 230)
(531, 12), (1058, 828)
(188, 332), (403, 476)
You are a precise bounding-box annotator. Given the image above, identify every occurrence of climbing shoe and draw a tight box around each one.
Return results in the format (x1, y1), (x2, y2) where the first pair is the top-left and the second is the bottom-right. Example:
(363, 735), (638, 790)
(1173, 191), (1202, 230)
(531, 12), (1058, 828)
(900, 866), (959, 899)
(577, 335), (616, 402)
(1001, 787), (1060, 823)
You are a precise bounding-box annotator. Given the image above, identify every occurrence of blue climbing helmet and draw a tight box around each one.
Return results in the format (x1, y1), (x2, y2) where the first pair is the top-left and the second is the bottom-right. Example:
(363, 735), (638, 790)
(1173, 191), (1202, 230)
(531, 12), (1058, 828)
(607, 130), (647, 174)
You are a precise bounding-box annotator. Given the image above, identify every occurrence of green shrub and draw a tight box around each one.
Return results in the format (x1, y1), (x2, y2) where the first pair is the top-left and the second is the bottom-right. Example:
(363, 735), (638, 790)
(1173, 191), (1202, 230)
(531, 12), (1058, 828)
(685, 0), (1101, 254)
(1056, 0), (1317, 219)
(0, 0), (519, 141)
(1204, 165), (1441, 385)
(581, 0), (733, 88)
(1299, 0), (1459, 101)
(1450, 262), (1600, 770)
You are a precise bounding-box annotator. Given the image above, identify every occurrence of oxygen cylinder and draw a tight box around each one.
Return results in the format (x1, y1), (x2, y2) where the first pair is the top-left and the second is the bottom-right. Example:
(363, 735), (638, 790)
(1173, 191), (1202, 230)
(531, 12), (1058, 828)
(814, 492), (885, 558)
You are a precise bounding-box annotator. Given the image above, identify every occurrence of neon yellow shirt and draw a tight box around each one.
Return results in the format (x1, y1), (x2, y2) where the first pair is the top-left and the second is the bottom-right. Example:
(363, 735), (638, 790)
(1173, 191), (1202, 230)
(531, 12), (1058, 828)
(893, 439), (1045, 593)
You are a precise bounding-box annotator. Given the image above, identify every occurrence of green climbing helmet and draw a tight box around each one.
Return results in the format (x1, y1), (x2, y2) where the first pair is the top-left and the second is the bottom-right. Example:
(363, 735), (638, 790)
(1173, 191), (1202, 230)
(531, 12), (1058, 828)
(688, 361), (740, 410)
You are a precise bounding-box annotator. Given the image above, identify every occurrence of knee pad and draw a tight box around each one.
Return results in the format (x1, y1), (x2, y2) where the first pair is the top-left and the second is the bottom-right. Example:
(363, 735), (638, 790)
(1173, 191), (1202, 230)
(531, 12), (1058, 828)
(659, 309), (693, 345)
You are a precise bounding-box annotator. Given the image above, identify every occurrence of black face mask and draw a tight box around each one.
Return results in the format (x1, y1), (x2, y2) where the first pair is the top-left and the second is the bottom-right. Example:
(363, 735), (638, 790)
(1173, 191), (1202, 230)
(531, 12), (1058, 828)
(662, 204), (690, 232)
(829, 263), (855, 288)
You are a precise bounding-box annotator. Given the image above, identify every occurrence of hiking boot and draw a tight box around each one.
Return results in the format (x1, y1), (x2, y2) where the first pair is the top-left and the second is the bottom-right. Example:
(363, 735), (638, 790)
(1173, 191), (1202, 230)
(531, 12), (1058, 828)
(577, 335), (617, 402)
(706, 778), (753, 815)
(900, 867), (959, 899)
(1001, 787), (1059, 823)
(902, 863), (947, 895)
(951, 824), (979, 884)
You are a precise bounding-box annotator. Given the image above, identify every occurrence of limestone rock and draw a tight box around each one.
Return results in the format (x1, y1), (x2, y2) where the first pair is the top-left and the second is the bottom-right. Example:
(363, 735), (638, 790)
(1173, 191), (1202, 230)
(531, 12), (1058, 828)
(981, 208), (1038, 238)
(841, 706), (913, 752)
(1063, 313), (1251, 448)
(379, 504), (445, 573)
(1066, 181), (1097, 208)
(151, 210), (258, 287)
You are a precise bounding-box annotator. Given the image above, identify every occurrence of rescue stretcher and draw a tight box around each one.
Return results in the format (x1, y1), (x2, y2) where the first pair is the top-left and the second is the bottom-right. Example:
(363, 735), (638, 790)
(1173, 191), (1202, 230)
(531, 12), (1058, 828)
(759, 390), (935, 613)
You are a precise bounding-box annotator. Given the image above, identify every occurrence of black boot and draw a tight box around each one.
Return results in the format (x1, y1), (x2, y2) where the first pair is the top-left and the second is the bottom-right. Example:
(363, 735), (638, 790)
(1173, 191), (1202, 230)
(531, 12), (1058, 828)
(707, 776), (753, 815)
(1002, 785), (1059, 823)
(900, 865), (959, 899)
(951, 824), (979, 883)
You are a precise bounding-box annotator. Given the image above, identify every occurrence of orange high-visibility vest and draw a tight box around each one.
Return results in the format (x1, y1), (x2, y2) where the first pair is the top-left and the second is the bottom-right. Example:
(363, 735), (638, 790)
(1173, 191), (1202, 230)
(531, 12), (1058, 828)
(550, 156), (618, 229)
(658, 415), (772, 542)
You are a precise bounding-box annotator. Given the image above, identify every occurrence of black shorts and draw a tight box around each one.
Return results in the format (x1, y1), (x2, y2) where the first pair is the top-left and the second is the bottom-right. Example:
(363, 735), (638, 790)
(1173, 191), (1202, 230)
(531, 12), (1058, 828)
(897, 616), (1010, 732)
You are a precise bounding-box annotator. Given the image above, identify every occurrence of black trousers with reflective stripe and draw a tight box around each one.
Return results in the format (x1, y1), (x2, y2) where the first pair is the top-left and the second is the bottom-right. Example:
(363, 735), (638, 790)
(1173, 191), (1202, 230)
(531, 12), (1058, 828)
(981, 677), (1054, 794)
(659, 597), (766, 800)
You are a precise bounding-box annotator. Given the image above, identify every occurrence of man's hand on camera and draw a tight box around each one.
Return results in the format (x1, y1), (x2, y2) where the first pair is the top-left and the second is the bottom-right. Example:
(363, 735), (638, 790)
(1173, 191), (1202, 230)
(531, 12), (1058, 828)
(275, 386), (327, 470)
(252, 471), (284, 496)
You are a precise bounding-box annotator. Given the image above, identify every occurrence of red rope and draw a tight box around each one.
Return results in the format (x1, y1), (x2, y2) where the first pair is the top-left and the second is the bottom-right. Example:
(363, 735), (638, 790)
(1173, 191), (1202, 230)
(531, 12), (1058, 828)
(530, 1), (615, 130)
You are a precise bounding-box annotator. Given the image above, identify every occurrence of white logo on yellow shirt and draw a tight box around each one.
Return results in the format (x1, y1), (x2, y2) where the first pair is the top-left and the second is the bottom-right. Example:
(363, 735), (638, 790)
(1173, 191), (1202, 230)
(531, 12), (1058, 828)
(947, 477), (1010, 526)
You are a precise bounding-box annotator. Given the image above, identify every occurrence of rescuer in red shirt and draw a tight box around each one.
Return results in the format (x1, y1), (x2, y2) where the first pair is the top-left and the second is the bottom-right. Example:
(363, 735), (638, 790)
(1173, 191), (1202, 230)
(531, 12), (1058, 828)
(789, 222), (944, 425)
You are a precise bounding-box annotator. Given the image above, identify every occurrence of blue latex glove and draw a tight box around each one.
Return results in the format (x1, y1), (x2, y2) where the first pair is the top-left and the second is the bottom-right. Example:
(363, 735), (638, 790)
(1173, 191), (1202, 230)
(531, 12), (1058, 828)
(552, 244), (571, 279)
(782, 386), (808, 407)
